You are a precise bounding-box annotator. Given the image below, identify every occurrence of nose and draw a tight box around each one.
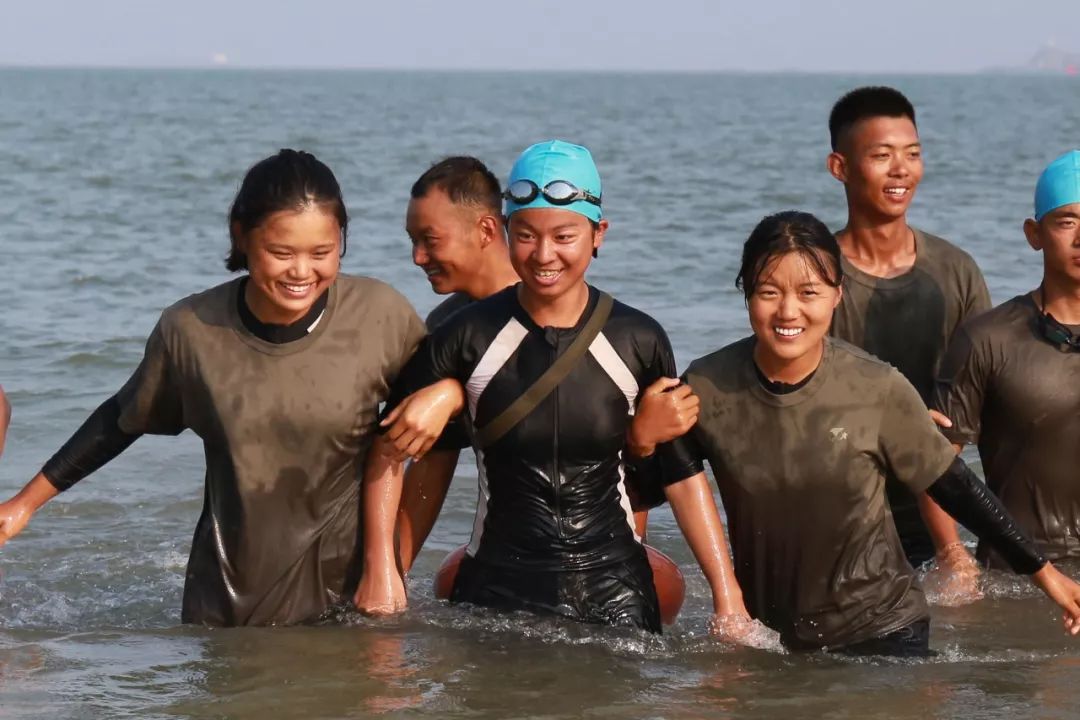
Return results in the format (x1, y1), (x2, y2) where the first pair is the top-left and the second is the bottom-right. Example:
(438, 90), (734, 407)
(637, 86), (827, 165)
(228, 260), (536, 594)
(777, 291), (800, 320)
(289, 254), (311, 280)
(532, 237), (556, 265)
(888, 152), (909, 177)
(412, 242), (429, 267)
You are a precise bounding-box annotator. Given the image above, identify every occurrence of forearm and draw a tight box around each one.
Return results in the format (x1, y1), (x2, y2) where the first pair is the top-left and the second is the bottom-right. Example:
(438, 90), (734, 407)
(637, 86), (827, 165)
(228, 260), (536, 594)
(626, 420), (656, 459)
(917, 492), (964, 552)
(397, 450), (458, 572)
(925, 457), (1045, 574)
(10, 472), (60, 510)
(363, 438), (407, 575)
(0, 387), (10, 457)
(664, 472), (745, 615)
(41, 395), (140, 491)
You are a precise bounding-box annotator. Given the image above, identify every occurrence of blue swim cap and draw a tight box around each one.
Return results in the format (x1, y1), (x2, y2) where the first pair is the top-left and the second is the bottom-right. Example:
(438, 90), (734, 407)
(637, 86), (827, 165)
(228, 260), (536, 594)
(1035, 150), (1080, 220)
(505, 140), (603, 223)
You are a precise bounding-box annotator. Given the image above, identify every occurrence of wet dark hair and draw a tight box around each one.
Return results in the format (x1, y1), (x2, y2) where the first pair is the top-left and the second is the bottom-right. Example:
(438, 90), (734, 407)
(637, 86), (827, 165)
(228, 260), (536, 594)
(226, 149), (349, 272)
(411, 156), (502, 216)
(736, 211), (843, 299)
(828, 86), (917, 152)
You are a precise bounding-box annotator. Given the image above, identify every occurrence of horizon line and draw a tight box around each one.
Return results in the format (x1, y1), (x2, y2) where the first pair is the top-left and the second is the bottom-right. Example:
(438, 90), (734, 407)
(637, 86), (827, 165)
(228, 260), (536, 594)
(0, 61), (1048, 77)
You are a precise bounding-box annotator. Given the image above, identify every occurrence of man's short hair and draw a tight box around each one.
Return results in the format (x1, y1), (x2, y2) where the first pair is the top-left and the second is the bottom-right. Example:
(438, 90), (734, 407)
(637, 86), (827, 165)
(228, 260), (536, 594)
(828, 86), (917, 152)
(411, 156), (502, 216)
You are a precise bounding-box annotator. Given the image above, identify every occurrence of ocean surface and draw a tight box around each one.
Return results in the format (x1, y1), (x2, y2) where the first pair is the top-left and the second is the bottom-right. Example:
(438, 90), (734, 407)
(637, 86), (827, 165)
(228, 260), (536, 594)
(1, 68), (1079, 719)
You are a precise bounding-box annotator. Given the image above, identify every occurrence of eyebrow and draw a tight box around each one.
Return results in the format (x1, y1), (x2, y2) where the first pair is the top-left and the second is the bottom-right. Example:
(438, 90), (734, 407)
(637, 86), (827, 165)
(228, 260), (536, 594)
(868, 142), (921, 150)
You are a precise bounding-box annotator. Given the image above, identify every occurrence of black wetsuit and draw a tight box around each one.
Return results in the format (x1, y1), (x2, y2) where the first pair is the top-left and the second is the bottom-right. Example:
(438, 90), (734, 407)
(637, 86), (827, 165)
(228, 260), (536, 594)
(388, 284), (675, 632)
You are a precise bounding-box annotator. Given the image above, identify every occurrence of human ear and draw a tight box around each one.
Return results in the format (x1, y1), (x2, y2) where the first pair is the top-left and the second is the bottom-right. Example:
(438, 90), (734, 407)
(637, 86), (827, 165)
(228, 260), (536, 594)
(826, 152), (847, 183)
(1023, 218), (1042, 252)
(477, 214), (499, 249)
(592, 219), (609, 252)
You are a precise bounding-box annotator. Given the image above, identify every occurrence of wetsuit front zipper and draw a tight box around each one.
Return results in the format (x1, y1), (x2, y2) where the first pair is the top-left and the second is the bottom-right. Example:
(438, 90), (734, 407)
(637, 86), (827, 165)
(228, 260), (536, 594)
(551, 341), (564, 539)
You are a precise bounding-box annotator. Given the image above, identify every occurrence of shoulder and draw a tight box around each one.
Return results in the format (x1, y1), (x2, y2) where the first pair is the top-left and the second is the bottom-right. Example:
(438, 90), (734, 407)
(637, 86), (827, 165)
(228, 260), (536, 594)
(604, 293), (668, 338)
(158, 278), (238, 336)
(685, 336), (754, 381)
(334, 274), (416, 315)
(914, 228), (983, 275)
(430, 285), (516, 340)
(956, 295), (1031, 343)
(825, 337), (897, 383)
(425, 292), (474, 330)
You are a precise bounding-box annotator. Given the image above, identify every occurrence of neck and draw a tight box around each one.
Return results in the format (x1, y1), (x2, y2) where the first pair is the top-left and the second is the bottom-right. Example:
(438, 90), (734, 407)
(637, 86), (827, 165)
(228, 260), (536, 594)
(518, 282), (590, 328)
(753, 338), (825, 385)
(244, 279), (309, 326)
(1038, 274), (1080, 324)
(463, 248), (520, 301)
(838, 212), (915, 270)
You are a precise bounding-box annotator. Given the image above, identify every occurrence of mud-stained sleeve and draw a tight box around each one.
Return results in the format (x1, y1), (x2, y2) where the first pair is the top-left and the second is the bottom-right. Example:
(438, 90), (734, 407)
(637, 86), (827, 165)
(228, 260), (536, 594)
(962, 261), (992, 320)
(383, 300), (428, 389)
(932, 325), (989, 446)
(115, 319), (186, 436)
(879, 369), (957, 493)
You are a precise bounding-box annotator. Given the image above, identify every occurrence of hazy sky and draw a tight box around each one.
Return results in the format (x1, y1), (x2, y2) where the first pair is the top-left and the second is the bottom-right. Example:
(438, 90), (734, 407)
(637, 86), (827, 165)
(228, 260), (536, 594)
(2, 0), (1077, 73)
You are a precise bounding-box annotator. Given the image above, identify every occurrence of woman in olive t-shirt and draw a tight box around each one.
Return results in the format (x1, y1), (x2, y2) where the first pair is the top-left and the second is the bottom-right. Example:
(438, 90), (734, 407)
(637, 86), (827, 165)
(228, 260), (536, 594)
(0, 150), (432, 627)
(658, 211), (1080, 655)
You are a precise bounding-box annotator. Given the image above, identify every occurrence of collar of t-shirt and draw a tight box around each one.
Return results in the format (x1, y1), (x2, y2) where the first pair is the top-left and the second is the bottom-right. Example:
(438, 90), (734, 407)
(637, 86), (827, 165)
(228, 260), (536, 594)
(236, 277), (329, 344)
(753, 363), (817, 395)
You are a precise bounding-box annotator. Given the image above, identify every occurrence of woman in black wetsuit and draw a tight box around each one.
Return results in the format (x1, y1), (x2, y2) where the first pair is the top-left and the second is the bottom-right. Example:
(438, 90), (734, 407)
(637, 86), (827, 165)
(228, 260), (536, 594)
(359, 140), (750, 635)
(654, 211), (1080, 654)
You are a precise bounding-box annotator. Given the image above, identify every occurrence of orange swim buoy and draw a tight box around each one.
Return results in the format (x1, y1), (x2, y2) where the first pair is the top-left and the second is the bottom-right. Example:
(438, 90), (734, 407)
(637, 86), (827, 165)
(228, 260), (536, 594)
(433, 544), (686, 625)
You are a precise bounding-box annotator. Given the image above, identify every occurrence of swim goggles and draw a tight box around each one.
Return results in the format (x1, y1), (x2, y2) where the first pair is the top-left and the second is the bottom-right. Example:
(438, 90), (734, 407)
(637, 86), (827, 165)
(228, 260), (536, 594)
(1037, 286), (1080, 352)
(503, 179), (602, 208)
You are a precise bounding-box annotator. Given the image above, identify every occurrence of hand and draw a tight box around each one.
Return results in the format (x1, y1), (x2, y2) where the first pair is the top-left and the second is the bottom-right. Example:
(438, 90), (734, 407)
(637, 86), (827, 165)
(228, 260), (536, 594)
(709, 612), (782, 650)
(1031, 563), (1080, 635)
(922, 542), (982, 606)
(629, 377), (699, 456)
(380, 379), (463, 462)
(354, 564), (408, 616)
(928, 409), (953, 429)
(0, 497), (35, 547)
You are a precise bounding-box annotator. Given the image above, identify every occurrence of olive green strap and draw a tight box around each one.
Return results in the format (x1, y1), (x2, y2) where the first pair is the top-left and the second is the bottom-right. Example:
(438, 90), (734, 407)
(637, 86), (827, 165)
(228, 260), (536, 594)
(474, 292), (614, 449)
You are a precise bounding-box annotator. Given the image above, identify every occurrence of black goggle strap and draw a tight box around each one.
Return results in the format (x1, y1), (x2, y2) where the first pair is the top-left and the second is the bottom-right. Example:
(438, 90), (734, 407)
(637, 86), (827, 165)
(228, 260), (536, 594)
(1038, 285), (1080, 352)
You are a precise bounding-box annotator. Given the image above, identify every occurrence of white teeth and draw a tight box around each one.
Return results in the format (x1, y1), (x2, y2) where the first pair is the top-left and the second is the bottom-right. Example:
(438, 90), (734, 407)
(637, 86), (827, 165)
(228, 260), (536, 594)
(282, 283), (312, 293)
(885, 188), (907, 195)
(775, 327), (803, 337)
(535, 270), (560, 278)
(425, 267), (442, 276)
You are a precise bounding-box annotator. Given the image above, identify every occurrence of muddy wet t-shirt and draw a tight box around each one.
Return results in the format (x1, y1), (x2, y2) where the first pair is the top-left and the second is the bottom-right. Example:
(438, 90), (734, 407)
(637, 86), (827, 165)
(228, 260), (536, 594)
(660, 337), (957, 649)
(934, 294), (1080, 567)
(114, 275), (425, 626)
(831, 228), (991, 565)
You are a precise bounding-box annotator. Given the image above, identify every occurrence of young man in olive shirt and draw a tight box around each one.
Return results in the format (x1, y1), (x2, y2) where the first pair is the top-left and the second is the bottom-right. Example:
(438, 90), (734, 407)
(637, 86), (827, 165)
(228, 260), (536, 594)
(826, 87), (991, 582)
(935, 151), (1080, 568)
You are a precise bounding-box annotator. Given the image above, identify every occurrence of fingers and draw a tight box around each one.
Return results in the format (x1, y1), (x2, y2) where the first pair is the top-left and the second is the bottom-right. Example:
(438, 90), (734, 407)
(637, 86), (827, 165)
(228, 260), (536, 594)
(380, 402), (405, 428)
(928, 409), (953, 429)
(645, 377), (682, 395)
